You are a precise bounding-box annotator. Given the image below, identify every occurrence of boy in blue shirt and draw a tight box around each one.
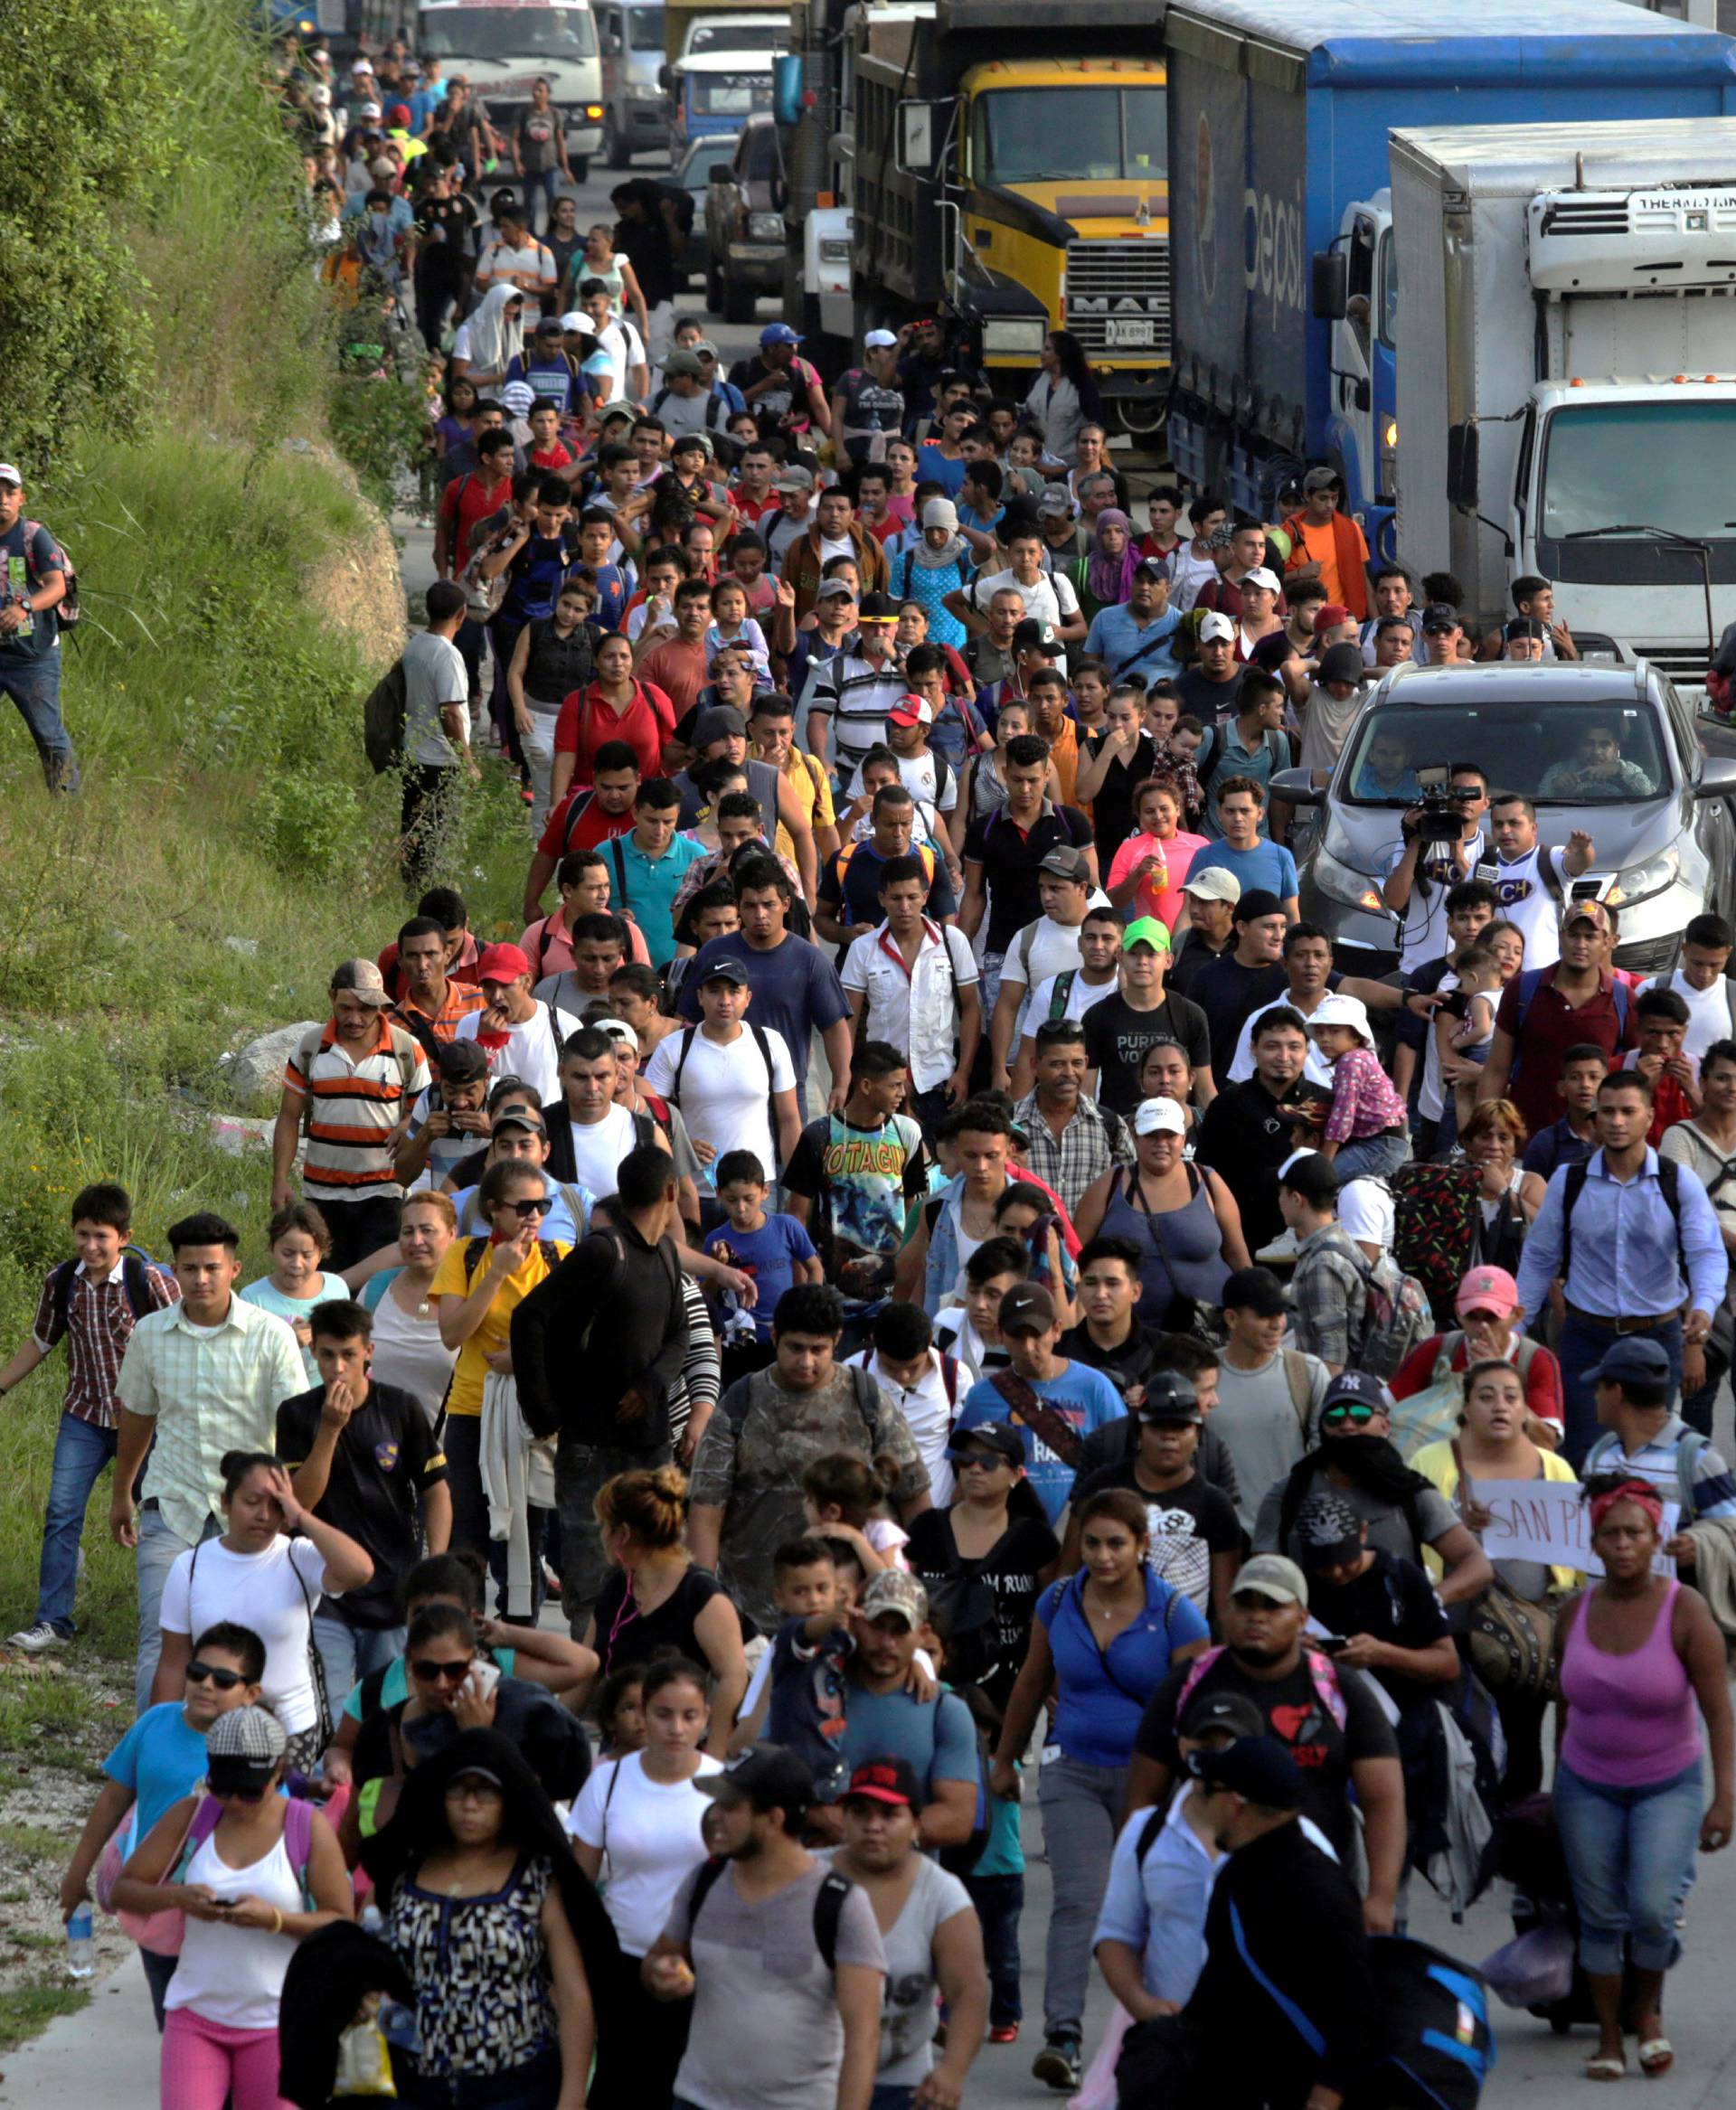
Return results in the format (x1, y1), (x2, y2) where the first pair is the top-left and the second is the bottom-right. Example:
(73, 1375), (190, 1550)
(954, 1282), (1127, 1524)
(703, 1150), (824, 1385)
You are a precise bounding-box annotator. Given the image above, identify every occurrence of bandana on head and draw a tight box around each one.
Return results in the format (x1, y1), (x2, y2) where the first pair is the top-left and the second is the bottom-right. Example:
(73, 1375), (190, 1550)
(1589, 1479), (1665, 1533)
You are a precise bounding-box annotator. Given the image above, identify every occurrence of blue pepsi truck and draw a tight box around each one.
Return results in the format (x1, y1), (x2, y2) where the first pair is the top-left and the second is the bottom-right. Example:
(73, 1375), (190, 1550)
(1164, 0), (1736, 560)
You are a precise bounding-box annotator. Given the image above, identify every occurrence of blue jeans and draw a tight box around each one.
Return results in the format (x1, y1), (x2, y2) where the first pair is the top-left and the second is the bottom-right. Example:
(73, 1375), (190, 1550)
(312, 1612), (409, 1718)
(1332, 1128), (1412, 1182)
(1559, 1313), (1684, 1469)
(1037, 1754), (1126, 2039)
(135, 1502), (222, 1713)
(521, 165), (561, 234)
(1553, 1757), (1703, 1976)
(0, 651), (79, 790)
(35, 1412), (118, 1634)
(964, 1870), (1024, 2026)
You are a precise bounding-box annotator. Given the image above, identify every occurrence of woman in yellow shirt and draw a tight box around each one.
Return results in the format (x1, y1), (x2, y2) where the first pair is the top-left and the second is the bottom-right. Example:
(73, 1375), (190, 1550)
(430, 1161), (570, 1586)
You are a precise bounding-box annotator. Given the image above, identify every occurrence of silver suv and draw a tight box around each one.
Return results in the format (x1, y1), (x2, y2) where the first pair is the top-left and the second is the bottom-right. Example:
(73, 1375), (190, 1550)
(1272, 660), (1736, 974)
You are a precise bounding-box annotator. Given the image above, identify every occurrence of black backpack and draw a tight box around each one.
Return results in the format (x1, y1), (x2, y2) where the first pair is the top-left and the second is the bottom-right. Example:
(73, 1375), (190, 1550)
(1355, 1936), (1495, 2110)
(51, 1250), (158, 1330)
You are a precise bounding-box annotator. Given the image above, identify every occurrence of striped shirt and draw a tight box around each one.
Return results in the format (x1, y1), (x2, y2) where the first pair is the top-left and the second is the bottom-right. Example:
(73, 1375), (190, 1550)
(284, 1018), (430, 1201)
(805, 651), (910, 772)
(31, 1259), (180, 1429)
(390, 978), (487, 1053)
(1582, 1415), (1736, 1522)
(116, 1298), (307, 1545)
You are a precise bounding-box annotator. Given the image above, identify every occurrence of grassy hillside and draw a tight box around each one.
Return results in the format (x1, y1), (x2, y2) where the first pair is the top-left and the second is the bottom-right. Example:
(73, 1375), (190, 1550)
(0, 5), (525, 1651)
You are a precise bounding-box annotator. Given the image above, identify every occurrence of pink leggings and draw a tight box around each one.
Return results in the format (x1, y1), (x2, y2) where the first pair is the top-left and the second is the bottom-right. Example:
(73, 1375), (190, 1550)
(161, 2006), (289, 2110)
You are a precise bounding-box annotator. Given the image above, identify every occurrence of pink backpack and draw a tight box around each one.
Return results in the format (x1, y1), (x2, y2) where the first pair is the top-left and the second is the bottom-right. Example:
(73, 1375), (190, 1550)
(100, 1792), (316, 1956)
(1173, 1644), (1347, 1735)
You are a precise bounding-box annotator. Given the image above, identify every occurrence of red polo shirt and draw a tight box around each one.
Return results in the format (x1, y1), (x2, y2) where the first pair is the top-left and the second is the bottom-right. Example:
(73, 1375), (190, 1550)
(1494, 966), (1637, 1137)
(552, 678), (675, 783)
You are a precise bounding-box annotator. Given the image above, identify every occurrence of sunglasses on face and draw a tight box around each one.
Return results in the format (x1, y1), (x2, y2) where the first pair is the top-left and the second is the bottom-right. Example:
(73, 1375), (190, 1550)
(506, 1195), (553, 1218)
(187, 1661), (248, 1691)
(211, 1777), (271, 1802)
(1321, 1403), (1379, 1427)
(413, 1658), (473, 1683)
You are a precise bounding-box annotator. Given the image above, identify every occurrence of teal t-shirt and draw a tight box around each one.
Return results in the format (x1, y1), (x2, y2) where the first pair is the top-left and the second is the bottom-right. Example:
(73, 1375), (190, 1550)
(102, 1701), (211, 1850)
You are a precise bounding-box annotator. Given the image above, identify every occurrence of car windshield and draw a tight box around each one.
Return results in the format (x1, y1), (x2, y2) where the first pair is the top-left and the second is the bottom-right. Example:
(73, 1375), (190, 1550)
(628, 8), (665, 47)
(972, 87), (1166, 184)
(420, 6), (598, 59)
(1540, 400), (1736, 545)
(1340, 699), (1669, 806)
(678, 137), (731, 185)
(688, 20), (785, 50)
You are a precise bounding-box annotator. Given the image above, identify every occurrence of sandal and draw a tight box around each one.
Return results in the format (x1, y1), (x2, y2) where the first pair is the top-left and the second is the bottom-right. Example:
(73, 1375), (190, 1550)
(1584, 2054), (1627, 2082)
(1638, 2039), (1674, 2077)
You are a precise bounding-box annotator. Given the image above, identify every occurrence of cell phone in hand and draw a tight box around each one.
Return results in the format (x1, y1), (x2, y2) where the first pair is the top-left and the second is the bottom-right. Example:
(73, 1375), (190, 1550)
(1318, 1635), (1348, 1654)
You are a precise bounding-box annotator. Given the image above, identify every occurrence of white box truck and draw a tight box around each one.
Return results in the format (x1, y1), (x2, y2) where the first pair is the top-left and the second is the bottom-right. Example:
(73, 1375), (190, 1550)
(1391, 118), (1736, 696)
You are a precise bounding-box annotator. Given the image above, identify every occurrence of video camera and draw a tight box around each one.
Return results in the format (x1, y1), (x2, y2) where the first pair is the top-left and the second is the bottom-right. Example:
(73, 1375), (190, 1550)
(1405, 765), (1474, 845)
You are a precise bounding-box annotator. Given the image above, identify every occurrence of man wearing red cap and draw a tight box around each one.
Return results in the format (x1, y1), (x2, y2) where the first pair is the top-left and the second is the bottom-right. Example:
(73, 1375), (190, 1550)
(1388, 1263), (1565, 1443)
(452, 942), (583, 1106)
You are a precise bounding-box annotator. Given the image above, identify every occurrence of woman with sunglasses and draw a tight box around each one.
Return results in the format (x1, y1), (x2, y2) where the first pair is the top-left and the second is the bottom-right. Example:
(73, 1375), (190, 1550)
(152, 1452), (374, 1774)
(364, 1726), (625, 2110)
(1254, 1375), (1494, 1611)
(429, 1160), (572, 1575)
(113, 1704), (352, 2110)
(61, 1622), (265, 2030)
(339, 1603), (591, 1862)
(1554, 1480), (1734, 2081)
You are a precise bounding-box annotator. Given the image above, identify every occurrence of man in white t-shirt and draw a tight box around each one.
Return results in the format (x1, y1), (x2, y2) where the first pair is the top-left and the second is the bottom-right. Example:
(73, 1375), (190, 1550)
(546, 1028), (647, 1200)
(453, 942), (583, 1106)
(946, 527), (1086, 646)
(579, 278), (648, 405)
(848, 1303), (963, 1504)
(1474, 795), (1594, 974)
(989, 847), (1110, 1090)
(1011, 908), (1123, 1096)
(1638, 913), (1736, 1060)
(645, 958), (800, 1175)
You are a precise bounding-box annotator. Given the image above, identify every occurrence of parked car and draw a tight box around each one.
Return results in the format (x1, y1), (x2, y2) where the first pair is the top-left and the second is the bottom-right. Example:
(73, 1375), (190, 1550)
(597, 0), (668, 165)
(673, 132), (732, 289)
(1272, 660), (1736, 975)
(703, 114), (787, 323)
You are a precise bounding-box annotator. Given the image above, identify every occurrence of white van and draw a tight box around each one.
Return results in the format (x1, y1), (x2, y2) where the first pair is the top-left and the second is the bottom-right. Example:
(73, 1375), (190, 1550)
(417, 0), (605, 179)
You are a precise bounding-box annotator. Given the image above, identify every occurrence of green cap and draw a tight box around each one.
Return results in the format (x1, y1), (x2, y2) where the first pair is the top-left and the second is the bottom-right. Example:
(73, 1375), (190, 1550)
(1122, 916), (1172, 954)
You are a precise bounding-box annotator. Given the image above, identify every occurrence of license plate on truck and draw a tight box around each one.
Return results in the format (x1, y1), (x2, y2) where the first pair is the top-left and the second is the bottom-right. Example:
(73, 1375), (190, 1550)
(1106, 317), (1156, 348)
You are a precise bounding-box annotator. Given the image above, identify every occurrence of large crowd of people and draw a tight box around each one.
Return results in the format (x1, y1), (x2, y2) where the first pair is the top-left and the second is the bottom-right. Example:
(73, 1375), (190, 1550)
(8, 25), (1736, 2110)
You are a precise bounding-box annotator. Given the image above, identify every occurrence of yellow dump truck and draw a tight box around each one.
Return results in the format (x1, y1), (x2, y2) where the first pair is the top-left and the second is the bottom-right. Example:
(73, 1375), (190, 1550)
(820, 0), (1170, 432)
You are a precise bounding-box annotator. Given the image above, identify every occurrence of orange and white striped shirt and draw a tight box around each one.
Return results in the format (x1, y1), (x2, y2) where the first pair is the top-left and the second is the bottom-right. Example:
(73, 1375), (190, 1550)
(284, 1017), (429, 1201)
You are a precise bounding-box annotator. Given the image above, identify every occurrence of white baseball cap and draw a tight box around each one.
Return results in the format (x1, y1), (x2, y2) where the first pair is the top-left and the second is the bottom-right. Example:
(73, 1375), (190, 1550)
(1306, 993), (1374, 1047)
(1134, 1097), (1188, 1137)
(1197, 611), (1236, 645)
(863, 328), (898, 350)
(560, 311), (587, 332)
(0, 464), (22, 487)
(1242, 567), (1281, 594)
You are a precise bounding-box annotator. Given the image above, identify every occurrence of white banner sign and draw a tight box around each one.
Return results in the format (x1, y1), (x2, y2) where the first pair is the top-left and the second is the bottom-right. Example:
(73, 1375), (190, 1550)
(1471, 1479), (1678, 1578)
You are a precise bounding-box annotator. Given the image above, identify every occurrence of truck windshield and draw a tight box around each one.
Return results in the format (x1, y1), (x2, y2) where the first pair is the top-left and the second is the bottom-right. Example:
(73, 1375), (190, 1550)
(1341, 701), (1667, 807)
(1541, 400), (1736, 546)
(420, 7), (598, 59)
(973, 88), (1166, 184)
(628, 7), (665, 46)
(688, 21), (785, 52)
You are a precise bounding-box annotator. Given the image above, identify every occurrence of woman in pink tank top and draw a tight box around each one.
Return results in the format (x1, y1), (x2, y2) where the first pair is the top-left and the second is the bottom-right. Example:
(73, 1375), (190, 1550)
(1553, 1480), (1734, 2081)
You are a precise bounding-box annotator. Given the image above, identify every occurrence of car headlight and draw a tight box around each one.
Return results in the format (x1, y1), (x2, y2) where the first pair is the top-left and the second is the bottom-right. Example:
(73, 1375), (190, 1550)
(747, 212), (783, 241)
(1606, 848), (1680, 907)
(1313, 847), (1390, 915)
(581, 104), (603, 121)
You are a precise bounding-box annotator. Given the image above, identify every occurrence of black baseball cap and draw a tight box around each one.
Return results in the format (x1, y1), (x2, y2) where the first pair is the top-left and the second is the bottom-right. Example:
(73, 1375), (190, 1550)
(696, 1743), (815, 1816)
(842, 1756), (922, 1808)
(998, 1282), (1056, 1335)
(1179, 1691), (1268, 1741)
(1011, 617), (1060, 653)
(1189, 1735), (1305, 1811)
(700, 956), (751, 988)
(947, 1423), (1024, 1466)
(1320, 1370), (1389, 1415)
(1420, 602), (1461, 635)
(436, 1038), (492, 1082)
(1137, 1371), (1202, 1424)
(1233, 889), (1286, 924)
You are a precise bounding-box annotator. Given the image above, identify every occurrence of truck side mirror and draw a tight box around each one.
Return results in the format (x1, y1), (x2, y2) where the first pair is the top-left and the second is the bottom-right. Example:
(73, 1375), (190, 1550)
(773, 52), (804, 127)
(1311, 250), (1347, 321)
(658, 61), (674, 93)
(1447, 424), (1479, 513)
(896, 101), (942, 180)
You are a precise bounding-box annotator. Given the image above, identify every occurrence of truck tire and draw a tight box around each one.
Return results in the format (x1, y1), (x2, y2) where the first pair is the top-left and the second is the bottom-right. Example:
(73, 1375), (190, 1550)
(603, 115), (628, 168)
(723, 275), (756, 324)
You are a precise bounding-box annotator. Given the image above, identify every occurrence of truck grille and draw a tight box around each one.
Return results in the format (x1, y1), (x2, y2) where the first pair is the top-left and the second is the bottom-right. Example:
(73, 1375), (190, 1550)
(1064, 238), (1171, 360)
(1637, 646), (1712, 689)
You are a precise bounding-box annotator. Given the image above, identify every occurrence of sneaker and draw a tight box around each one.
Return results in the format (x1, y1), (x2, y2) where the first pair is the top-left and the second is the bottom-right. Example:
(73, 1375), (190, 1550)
(1032, 2035), (1081, 2091)
(6, 1622), (67, 1653)
(1255, 1226), (1300, 1264)
(988, 2023), (1020, 2045)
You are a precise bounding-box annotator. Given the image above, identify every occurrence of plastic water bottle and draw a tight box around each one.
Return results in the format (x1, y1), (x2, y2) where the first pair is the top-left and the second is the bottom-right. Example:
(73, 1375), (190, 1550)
(66, 1903), (94, 1979)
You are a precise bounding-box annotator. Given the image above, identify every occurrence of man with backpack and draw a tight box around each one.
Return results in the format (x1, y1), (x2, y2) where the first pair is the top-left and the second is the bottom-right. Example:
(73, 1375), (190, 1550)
(2, 1182), (178, 1655)
(1580, 1335), (1736, 1563)
(645, 1743), (886, 2110)
(392, 580), (475, 887)
(0, 464), (79, 791)
(1477, 897), (1637, 1139)
(511, 1144), (691, 1635)
(1515, 1066), (1726, 1464)
(686, 1282), (931, 1630)
(1279, 1151), (1430, 1381)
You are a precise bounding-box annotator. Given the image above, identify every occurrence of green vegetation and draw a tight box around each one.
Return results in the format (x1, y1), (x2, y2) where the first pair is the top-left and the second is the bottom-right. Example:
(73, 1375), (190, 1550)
(0, 4), (524, 1653)
(0, 1981), (90, 2055)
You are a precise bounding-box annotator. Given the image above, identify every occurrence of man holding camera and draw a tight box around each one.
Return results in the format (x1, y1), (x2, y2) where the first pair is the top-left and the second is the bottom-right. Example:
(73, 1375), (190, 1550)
(1382, 763), (1490, 972)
